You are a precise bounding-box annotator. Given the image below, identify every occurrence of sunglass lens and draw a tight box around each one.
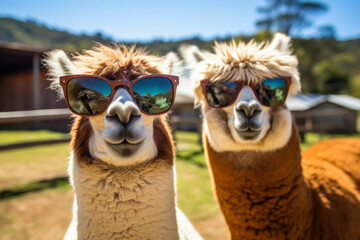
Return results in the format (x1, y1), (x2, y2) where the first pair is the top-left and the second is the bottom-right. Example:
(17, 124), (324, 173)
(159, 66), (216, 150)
(66, 77), (111, 115)
(205, 81), (238, 108)
(254, 78), (287, 107)
(132, 77), (174, 114)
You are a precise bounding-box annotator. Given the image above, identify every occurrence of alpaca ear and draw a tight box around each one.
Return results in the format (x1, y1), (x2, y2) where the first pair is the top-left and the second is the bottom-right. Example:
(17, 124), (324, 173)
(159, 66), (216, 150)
(43, 50), (78, 98)
(269, 33), (292, 53)
(179, 45), (205, 67)
(159, 52), (182, 76)
(179, 45), (207, 107)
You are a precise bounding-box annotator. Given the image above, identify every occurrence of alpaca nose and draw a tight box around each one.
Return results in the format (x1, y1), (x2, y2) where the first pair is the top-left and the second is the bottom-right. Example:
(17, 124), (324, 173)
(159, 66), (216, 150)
(235, 87), (262, 119)
(106, 88), (141, 126)
(236, 100), (262, 118)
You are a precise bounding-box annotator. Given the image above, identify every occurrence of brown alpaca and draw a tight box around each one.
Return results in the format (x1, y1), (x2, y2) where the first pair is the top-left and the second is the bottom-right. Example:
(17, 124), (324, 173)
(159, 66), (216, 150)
(183, 34), (360, 239)
(44, 45), (202, 240)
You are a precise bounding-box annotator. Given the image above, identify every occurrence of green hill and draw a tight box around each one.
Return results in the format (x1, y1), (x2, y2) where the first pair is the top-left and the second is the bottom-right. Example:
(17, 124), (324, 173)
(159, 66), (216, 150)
(1, 17), (360, 96)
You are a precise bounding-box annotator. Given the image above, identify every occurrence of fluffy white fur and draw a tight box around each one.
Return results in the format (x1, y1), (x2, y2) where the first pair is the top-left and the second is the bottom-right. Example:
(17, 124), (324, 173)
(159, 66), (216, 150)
(182, 33), (297, 154)
(44, 47), (202, 240)
(88, 92), (159, 167)
(44, 50), (78, 98)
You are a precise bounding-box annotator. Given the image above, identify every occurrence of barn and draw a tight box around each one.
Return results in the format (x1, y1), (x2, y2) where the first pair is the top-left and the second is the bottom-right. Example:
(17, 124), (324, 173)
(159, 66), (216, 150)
(0, 42), (70, 130)
(287, 94), (360, 135)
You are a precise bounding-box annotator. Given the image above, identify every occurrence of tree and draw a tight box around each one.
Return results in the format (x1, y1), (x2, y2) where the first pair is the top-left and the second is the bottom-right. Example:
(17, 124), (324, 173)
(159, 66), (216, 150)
(318, 24), (336, 39)
(313, 59), (350, 94)
(256, 0), (328, 35)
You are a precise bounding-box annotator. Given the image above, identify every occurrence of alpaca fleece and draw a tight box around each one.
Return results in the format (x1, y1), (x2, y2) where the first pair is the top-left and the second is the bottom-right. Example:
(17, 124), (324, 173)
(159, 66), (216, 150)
(205, 124), (360, 240)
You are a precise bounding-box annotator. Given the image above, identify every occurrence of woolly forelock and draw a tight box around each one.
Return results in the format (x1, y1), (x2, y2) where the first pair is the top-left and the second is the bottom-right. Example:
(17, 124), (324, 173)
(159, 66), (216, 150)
(72, 44), (164, 79)
(190, 36), (301, 105)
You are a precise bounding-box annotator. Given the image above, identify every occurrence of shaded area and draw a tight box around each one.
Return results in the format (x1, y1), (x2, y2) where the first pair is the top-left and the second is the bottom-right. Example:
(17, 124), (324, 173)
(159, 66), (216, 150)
(0, 138), (70, 151)
(176, 150), (206, 168)
(0, 176), (69, 200)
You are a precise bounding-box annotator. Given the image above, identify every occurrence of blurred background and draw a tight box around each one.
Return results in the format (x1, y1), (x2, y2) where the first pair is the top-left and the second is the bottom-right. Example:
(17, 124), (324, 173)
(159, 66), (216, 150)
(0, 0), (359, 239)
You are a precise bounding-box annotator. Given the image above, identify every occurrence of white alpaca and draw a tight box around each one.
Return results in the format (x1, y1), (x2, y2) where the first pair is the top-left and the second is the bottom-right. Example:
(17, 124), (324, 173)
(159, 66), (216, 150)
(44, 45), (202, 240)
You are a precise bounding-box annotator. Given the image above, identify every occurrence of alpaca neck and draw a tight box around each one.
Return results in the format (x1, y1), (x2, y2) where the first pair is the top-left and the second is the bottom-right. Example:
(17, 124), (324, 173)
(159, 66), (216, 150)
(70, 155), (179, 240)
(204, 123), (313, 239)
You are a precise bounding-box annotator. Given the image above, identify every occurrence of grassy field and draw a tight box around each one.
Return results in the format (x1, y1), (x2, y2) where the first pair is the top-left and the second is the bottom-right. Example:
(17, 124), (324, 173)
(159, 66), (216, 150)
(0, 130), (69, 145)
(0, 130), (359, 240)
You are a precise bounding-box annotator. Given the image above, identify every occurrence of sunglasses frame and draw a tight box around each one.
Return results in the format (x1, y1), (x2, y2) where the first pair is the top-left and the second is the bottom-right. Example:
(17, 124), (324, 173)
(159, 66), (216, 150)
(201, 77), (291, 109)
(59, 74), (179, 116)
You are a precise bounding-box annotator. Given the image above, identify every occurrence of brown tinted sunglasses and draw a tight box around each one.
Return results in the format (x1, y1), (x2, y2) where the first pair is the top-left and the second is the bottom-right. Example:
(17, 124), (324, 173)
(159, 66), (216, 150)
(201, 77), (291, 108)
(59, 74), (179, 116)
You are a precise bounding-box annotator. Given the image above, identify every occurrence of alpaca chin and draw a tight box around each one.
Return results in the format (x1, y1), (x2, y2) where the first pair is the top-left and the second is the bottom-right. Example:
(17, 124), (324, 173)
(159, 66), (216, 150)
(88, 116), (158, 167)
(204, 106), (292, 154)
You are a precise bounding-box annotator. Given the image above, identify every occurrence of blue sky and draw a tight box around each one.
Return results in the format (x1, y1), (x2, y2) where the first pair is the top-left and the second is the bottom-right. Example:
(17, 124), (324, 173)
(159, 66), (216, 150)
(1, 0), (359, 41)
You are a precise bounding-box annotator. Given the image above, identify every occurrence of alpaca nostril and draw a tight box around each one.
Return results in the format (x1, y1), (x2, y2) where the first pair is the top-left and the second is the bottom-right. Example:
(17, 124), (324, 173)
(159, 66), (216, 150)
(236, 101), (262, 118)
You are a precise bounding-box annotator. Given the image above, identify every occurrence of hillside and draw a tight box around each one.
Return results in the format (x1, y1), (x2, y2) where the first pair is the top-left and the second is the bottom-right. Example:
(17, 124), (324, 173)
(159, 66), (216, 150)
(0, 17), (360, 96)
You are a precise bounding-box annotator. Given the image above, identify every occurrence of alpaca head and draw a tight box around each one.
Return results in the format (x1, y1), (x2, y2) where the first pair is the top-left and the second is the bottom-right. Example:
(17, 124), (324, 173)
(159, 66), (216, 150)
(45, 44), (181, 166)
(183, 33), (300, 153)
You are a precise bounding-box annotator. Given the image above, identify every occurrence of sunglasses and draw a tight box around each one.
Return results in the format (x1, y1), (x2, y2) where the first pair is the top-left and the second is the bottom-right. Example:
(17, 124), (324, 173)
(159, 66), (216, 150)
(201, 77), (291, 108)
(59, 74), (179, 116)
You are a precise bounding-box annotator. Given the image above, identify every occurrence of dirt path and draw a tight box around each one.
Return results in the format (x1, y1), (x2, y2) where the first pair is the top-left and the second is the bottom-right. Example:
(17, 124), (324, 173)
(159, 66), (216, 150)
(0, 188), (73, 240)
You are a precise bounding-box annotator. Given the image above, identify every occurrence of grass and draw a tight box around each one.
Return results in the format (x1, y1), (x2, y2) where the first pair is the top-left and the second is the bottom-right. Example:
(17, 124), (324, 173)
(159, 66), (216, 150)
(0, 143), (70, 164)
(0, 143), (70, 189)
(0, 130), (69, 145)
(0, 177), (69, 200)
(175, 131), (219, 221)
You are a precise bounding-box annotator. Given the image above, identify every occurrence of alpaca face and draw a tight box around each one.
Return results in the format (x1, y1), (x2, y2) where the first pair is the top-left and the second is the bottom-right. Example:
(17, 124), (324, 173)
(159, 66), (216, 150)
(45, 45), (180, 166)
(202, 87), (292, 152)
(183, 33), (300, 153)
(87, 87), (159, 166)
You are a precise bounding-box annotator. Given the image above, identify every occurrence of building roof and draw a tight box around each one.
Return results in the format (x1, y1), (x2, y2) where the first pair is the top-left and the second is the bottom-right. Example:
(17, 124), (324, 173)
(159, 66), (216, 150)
(0, 42), (53, 74)
(0, 42), (51, 55)
(286, 94), (360, 111)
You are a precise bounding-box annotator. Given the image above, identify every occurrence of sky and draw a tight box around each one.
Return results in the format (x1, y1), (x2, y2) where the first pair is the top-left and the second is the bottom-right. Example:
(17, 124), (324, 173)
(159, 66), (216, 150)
(1, 0), (360, 42)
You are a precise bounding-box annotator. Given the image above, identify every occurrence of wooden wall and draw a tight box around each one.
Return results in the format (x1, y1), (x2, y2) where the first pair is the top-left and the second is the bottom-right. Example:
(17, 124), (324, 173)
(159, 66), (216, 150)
(292, 102), (357, 134)
(0, 69), (67, 111)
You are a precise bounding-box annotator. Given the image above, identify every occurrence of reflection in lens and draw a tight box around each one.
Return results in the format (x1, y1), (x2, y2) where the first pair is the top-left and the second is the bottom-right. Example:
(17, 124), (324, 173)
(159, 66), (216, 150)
(132, 77), (173, 114)
(205, 81), (238, 107)
(67, 77), (111, 114)
(255, 78), (287, 107)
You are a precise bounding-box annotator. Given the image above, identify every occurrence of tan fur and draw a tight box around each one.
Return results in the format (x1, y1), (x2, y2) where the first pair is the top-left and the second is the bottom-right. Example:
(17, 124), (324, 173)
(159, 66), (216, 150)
(184, 34), (360, 239)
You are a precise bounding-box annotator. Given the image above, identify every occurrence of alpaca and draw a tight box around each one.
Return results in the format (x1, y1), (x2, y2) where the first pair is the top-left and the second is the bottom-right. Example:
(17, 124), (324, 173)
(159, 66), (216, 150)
(182, 34), (360, 239)
(44, 44), (202, 240)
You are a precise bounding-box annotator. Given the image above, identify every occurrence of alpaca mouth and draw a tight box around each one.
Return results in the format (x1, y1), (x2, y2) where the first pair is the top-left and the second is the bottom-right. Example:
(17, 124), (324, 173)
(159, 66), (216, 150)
(237, 129), (261, 140)
(106, 140), (143, 157)
(232, 116), (263, 141)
